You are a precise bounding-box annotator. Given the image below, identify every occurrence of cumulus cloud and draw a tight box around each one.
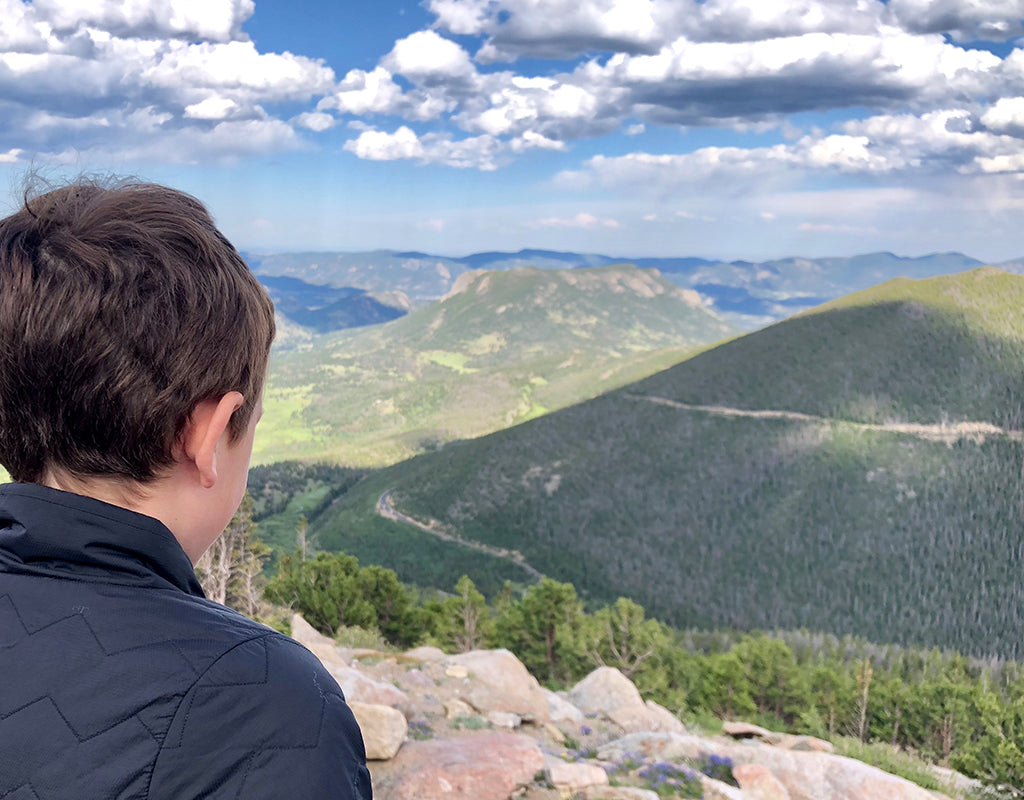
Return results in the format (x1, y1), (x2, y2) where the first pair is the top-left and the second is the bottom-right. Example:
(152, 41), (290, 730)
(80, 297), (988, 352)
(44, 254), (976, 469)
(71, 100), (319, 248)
(429, 0), (677, 62)
(383, 30), (477, 83)
(427, 0), (1019, 61)
(33, 0), (255, 42)
(587, 28), (1000, 126)
(888, 0), (1024, 41)
(0, 0), (332, 163)
(342, 123), (569, 169)
(313, 2), (1011, 169)
(555, 105), (1024, 194)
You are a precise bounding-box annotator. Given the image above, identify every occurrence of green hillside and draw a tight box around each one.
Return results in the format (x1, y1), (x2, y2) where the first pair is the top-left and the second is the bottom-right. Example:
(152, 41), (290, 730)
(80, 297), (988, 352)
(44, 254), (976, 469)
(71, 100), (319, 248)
(313, 267), (1024, 659)
(253, 264), (737, 466)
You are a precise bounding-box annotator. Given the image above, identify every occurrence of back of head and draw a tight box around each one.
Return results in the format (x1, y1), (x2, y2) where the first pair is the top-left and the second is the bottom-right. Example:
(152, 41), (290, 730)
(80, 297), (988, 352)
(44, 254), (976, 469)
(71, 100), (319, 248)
(0, 178), (275, 485)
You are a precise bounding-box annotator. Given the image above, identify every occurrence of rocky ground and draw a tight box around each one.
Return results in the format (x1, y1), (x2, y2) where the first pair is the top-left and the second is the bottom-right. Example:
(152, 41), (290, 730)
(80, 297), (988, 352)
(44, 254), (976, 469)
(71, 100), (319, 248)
(289, 615), (972, 800)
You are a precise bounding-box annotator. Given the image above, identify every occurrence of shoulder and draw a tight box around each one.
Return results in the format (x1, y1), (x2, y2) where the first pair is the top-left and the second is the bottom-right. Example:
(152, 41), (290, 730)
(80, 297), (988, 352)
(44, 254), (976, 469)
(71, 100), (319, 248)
(150, 630), (371, 799)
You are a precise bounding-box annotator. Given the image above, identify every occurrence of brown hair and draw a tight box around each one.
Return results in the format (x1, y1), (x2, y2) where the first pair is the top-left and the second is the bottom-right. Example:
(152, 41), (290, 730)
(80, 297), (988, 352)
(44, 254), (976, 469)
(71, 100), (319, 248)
(0, 178), (275, 484)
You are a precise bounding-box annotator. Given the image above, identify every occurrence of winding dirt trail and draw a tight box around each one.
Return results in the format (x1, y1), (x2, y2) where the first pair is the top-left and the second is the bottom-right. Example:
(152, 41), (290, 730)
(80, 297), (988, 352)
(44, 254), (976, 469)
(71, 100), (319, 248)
(625, 393), (1024, 445)
(377, 490), (543, 580)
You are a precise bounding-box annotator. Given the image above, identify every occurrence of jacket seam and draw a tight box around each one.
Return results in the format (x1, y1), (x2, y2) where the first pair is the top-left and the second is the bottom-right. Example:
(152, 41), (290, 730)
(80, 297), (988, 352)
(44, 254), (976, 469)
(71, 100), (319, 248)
(143, 629), (280, 800)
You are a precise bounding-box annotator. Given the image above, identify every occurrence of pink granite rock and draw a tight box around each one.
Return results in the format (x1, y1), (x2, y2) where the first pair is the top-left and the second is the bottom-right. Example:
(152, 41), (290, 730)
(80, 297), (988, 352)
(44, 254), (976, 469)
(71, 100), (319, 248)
(372, 732), (544, 800)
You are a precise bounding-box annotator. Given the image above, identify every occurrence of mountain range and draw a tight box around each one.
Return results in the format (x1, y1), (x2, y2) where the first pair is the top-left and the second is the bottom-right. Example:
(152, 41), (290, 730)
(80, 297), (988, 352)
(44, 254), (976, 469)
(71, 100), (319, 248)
(253, 264), (737, 466)
(301, 267), (1024, 660)
(249, 248), (997, 330)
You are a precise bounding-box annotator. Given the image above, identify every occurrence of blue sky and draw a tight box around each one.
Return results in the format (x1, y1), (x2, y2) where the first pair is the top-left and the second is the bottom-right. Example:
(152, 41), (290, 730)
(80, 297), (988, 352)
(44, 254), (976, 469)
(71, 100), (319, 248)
(4, 0), (1024, 260)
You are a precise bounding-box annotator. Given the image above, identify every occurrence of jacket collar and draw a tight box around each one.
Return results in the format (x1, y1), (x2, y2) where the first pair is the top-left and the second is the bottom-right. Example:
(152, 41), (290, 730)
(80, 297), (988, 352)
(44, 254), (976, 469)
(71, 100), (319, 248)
(0, 482), (205, 597)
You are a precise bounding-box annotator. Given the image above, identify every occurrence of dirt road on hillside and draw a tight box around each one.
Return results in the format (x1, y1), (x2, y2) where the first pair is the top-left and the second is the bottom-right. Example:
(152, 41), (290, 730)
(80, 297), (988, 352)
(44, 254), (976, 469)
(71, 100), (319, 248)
(626, 394), (1023, 445)
(377, 490), (543, 580)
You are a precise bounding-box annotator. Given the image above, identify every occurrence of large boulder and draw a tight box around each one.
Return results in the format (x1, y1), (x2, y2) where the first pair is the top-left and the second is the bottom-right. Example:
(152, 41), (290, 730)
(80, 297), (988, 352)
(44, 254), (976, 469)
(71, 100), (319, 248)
(733, 764), (791, 800)
(349, 701), (407, 761)
(598, 732), (706, 763)
(701, 776), (744, 800)
(724, 748), (939, 800)
(371, 732), (544, 800)
(568, 667), (644, 715)
(598, 733), (940, 800)
(545, 757), (609, 792)
(569, 668), (685, 733)
(329, 665), (412, 713)
(544, 688), (584, 723)
(608, 700), (686, 734)
(447, 649), (549, 723)
(405, 646), (446, 662)
(289, 613), (348, 672)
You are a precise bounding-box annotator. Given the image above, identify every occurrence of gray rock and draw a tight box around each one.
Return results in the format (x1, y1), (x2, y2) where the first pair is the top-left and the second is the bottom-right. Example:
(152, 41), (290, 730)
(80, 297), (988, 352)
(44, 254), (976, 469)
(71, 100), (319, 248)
(289, 613), (347, 671)
(328, 665), (412, 714)
(545, 756), (609, 791)
(350, 701), (408, 761)
(568, 667), (645, 715)
(370, 732), (544, 800)
(404, 645), (446, 662)
(545, 688), (584, 723)
(448, 649), (549, 723)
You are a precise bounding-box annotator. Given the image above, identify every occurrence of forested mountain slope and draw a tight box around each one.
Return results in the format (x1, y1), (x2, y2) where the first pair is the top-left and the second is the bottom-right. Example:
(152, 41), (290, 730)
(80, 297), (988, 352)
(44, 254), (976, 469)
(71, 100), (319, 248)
(253, 264), (737, 466)
(314, 267), (1024, 659)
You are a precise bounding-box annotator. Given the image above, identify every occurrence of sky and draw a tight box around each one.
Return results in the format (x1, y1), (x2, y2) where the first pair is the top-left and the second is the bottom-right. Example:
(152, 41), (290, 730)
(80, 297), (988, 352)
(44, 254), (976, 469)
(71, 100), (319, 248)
(4, 0), (1024, 260)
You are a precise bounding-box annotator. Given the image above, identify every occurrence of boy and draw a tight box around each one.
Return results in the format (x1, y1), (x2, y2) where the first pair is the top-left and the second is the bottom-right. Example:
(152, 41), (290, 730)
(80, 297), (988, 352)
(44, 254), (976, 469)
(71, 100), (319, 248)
(0, 179), (371, 798)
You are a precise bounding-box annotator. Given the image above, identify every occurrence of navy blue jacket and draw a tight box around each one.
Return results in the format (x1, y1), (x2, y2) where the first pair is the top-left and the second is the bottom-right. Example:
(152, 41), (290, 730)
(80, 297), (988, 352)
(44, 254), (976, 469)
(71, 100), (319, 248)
(0, 483), (372, 799)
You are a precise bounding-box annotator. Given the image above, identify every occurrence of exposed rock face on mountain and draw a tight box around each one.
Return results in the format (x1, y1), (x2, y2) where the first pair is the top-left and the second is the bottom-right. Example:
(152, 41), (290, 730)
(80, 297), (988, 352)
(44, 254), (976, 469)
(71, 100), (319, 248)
(286, 614), (962, 800)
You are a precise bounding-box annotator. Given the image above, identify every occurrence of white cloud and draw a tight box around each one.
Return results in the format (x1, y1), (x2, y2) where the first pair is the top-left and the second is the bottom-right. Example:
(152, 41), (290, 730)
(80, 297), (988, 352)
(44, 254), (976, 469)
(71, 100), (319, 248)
(382, 30), (476, 83)
(32, 0), (255, 42)
(535, 211), (621, 228)
(142, 40), (334, 103)
(555, 105), (1024, 193)
(982, 96), (1024, 137)
(294, 111), (335, 132)
(183, 95), (238, 120)
(797, 221), (878, 234)
(429, 0), (676, 62)
(344, 126), (426, 161)
(318, 66), (452, 121)
(0, 4), (335, 163)
(889, 0), (1024, 41)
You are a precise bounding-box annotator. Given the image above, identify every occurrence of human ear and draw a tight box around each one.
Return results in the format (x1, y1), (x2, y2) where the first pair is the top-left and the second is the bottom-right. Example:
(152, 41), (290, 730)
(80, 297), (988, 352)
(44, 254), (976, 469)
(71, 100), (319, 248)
(182, 392), (244, 489)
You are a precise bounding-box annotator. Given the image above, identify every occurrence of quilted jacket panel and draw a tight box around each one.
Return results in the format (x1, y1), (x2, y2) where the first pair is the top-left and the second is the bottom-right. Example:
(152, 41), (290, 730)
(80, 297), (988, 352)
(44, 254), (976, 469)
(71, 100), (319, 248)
(0, 483), (371, 799)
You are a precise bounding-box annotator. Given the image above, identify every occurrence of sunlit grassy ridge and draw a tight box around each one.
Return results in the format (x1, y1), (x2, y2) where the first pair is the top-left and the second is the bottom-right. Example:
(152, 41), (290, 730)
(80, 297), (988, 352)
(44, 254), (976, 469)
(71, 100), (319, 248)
(314, 268), (1024, 659)
(252, 264), (737, 467)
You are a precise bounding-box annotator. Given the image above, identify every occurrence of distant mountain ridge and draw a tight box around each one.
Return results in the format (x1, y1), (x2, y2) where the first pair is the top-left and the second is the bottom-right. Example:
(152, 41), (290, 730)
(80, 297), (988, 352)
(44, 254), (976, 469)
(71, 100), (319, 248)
(246, 248), (998, 329)
(253, 263), (737, 467)
(312, 267), (1024, 660)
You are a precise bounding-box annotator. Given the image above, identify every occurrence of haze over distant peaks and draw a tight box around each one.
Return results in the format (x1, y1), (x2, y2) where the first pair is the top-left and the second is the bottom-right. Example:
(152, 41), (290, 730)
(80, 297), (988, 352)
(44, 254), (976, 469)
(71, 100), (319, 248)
(247, 248), (1000, 330)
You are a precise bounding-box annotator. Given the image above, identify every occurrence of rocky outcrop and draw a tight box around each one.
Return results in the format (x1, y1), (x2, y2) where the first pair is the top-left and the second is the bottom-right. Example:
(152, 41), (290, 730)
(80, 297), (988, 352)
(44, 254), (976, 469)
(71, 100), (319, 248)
(370, 733), (544, 800)
(448, 649), (549, 723)
(566, 667), (685, 734)
(733, 763), (791, 800)
(597, 731), (940, 800)
(350, 702), (408, 760)
(329, 665), (412, 713)
(289, 613), (348, 671)
(545, 757), (609, 792)
(284, 614), (955, 800)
